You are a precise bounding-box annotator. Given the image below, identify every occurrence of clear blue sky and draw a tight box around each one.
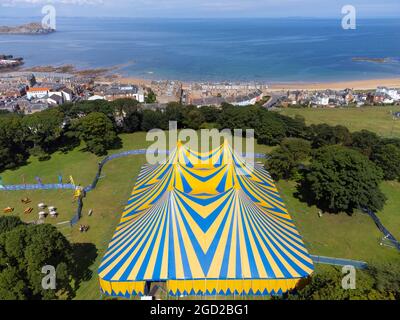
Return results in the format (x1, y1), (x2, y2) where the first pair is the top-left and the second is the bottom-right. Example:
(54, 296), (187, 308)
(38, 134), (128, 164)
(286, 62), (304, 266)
(0, 0), (399, 18)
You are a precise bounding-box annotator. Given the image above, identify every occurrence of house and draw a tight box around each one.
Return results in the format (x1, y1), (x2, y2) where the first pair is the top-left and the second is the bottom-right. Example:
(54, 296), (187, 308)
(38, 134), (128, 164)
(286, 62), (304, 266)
(313, 95), (330, 106)
(61, 88), (73, 102)
(93, 84), (145, 102)
(377, 87), (400, 101)
(26, 87), (50, 99)
(232, 90), (263, 106)
(47, 94), (63, 105)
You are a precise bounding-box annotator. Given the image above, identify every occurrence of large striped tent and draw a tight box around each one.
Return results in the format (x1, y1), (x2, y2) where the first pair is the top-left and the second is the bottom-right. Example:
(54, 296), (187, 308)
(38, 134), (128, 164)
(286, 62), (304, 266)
(98, 141), (314, 298)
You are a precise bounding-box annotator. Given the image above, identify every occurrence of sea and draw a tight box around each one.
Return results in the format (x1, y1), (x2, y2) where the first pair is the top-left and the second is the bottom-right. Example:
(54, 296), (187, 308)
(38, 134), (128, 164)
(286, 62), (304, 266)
(0, 17), (400, 82)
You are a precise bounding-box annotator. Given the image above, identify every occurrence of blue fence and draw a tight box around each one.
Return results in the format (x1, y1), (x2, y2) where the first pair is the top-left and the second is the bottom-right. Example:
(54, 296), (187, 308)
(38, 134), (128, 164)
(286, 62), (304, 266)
(0, 149), (268, 227)
(70, 197), (83, 227)
(362, 207), (400, 251)
(311, 255), (368, 269)
(0, 184), (75, 191)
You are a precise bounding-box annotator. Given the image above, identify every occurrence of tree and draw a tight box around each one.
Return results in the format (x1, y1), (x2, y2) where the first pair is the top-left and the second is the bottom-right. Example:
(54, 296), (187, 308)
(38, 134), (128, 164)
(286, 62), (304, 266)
(21, 108), (65, 160)
(145, 89), (157, 103)
(199, 106), (221, 123)
(367, 263), (400, 299)
(72, 112), (119, 156)
(0, 217), (77, 300)
(281, 138), (311, 162)
(265, 148), (295, 181)
(111, 98), (142, 133)
(165, 102), (185, 126)
(302, 145), (386, 213)
(351, 130), (381, 158)
(0, 216), (24, 234)
(0, 115), (28, 170)
(371, 144), (400, 181)
(0, 267), (28, 300)
(286, 266), (390, 300)
(60, 100), (114, 120)
(308, 124), (352, 148)
(141, 110), (167, 131)
(265, 138), (311, 181)
(182, 107), (205, 130)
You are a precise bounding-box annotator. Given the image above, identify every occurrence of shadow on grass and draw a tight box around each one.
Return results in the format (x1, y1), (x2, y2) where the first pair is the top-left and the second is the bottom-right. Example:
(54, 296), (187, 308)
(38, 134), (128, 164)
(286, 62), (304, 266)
(72, 242), (98, 285)
(294, 177), (353, 215)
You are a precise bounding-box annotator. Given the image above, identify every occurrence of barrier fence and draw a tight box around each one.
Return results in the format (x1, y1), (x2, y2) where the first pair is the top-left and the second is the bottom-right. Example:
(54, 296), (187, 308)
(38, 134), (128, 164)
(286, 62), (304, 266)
(310, 255), (368, 269)
(0, 149), (272, 228)
(362, 207), (400, 251)
(0, 184), (75, 191)
(70, 197), (83, 227)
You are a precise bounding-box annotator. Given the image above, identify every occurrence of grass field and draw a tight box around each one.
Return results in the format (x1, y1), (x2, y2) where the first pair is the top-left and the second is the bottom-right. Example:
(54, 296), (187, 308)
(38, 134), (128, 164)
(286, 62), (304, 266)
(0, 129), (399, 300)
(279, 106), (400, 138)
(0, 190), (78, 229)
(277, 180), (400, 264)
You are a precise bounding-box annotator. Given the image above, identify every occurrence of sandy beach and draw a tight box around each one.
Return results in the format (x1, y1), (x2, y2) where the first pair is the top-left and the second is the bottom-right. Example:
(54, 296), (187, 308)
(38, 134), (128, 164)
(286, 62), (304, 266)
(110, 75), (400, 90)
(268, 78), (400, 91)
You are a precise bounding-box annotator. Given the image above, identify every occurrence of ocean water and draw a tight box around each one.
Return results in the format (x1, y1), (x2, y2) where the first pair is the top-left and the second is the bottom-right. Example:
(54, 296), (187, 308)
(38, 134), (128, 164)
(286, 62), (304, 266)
(0, 17), (400, 82)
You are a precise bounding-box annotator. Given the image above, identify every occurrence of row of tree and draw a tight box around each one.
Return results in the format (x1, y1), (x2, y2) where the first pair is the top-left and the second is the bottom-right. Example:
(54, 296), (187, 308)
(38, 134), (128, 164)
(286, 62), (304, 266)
(1, 99), (302, 168)
(284, 264), (400, 300)
(1, 99), (399, 214)
(265, 127), (400, 213)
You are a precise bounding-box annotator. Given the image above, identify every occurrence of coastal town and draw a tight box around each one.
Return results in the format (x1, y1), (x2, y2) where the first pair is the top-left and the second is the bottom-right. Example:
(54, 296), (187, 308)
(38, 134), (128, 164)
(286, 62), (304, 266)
(1, 67), (400, 115)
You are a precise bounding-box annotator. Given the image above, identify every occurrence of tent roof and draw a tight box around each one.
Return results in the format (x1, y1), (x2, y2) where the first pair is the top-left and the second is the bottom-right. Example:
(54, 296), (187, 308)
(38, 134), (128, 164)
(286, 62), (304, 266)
(98, 141), (313, 285)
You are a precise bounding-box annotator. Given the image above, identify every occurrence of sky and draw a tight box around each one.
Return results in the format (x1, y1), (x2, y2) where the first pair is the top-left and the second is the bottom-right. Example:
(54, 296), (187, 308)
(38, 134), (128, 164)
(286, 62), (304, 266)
(0, 0), (399, 18)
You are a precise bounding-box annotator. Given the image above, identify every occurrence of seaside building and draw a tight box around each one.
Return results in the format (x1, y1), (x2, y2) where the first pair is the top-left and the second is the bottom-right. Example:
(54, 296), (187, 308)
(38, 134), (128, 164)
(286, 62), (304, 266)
(93, 84), (145, 103)
(26, 87), (51, 100)
(376, 87), (400, 101)
(98, 141), (314, 298)
(191, 90), (263, 107)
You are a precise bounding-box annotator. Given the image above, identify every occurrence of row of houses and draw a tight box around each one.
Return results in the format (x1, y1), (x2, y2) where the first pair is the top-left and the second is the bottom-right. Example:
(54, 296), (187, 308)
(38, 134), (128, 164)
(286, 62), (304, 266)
(88, 84), (145, 103)
(0, 71), (147, 114)
(280, 87), (400, 108)
(190, 90), (264, 107)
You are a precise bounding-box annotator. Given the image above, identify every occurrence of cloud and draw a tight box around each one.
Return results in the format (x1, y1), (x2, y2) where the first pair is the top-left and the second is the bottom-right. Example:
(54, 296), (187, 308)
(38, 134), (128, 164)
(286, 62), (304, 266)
(0, 0), (399, 17)
(0, 0), (104, 7)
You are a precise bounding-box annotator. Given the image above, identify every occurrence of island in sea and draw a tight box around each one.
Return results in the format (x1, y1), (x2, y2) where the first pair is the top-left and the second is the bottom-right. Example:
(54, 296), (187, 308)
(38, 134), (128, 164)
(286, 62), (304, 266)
(0, 55), (24, 70)
(352, 57), (392, 64)
(0, 23), (55, 35)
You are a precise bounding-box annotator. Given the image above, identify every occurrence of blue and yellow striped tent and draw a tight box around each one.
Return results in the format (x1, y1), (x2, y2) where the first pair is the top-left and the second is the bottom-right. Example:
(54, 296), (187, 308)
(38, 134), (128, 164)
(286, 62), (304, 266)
(98, 141), (314, 297)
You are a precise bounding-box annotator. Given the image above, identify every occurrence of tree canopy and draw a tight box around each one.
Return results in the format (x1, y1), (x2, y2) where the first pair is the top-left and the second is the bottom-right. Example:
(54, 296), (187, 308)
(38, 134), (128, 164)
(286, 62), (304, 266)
(0, 217), (77, 300)
(266, 138), (311, 181)
(71, 112), (119, 156)
(302, 145), (386, 213)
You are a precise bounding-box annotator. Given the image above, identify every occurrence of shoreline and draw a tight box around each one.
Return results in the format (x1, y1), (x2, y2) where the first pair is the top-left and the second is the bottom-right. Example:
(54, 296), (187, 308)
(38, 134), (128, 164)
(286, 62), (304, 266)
(115, 75), (400, 90)
(5, 62), (400, 91)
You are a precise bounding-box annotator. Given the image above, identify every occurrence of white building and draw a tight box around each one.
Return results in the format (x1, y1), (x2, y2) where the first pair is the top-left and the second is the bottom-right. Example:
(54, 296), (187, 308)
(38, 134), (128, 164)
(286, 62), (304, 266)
(377, 87), (400, 101)
(88, 95), (106, 101)
(26, 87), (50, 100)
(315, 96), (330, 106)
(62, 88), (73, 102)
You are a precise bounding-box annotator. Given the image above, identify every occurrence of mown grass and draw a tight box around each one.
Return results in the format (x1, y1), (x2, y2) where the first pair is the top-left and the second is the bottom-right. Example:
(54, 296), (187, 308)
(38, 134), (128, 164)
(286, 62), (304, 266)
(276, 180), (400, 264)
(1, 131), (399, 300)
(279, 106), (400, 138)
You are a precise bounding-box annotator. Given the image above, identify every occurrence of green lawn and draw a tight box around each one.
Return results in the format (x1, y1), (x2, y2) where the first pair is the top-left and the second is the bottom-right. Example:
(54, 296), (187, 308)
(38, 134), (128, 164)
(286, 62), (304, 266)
(1, 131), (399, 300)
(277, 180), (400, 264)
(279, 106), (400, 138)
(378, 181), (400, 240)
(0, 189), (78, 228)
